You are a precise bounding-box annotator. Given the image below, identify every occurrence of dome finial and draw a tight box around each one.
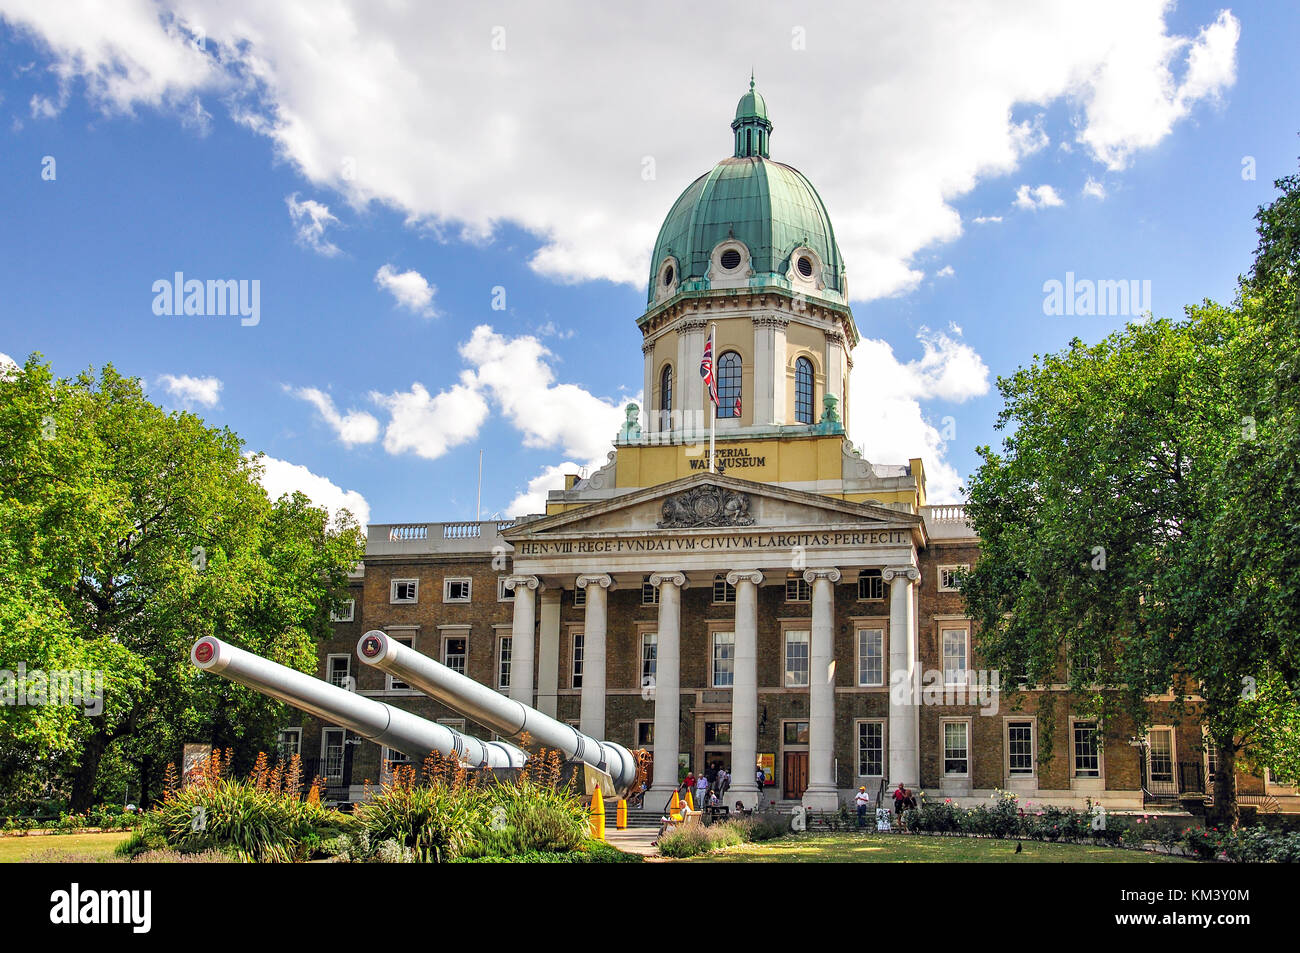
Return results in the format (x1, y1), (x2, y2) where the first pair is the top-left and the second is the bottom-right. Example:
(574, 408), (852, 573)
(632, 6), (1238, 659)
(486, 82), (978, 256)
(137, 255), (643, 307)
(750, 69), (755, 92)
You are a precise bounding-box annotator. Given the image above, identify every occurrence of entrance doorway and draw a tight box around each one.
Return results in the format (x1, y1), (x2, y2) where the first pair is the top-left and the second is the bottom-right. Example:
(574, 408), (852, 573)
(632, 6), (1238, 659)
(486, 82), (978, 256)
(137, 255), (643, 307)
(783, 751), (809, 800)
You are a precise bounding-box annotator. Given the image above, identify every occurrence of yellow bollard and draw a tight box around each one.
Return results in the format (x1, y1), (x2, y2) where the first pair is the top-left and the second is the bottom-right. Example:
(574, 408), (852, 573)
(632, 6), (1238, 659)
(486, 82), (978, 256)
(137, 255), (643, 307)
(616, 797), (628, 830)
(590, 787), (606, 841)
(686, 789), (695, 812)
(669, 790), (682, 821)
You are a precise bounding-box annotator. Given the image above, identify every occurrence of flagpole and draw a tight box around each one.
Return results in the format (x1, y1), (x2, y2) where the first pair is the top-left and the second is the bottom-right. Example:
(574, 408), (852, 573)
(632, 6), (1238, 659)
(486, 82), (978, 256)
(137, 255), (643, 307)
(708, 323), (716, 473)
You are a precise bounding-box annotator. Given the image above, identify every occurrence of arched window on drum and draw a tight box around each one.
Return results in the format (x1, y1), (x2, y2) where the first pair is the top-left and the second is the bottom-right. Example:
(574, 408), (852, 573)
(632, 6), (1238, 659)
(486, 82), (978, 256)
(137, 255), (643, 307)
(717, 351), (742, 419)
(659, 363), (673, 428)
(795, 356), (815, 424)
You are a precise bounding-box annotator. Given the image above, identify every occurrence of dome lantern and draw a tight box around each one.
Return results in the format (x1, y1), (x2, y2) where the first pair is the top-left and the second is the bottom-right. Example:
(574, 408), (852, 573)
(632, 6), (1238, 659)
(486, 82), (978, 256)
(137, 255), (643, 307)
(731, 75), (772, 158)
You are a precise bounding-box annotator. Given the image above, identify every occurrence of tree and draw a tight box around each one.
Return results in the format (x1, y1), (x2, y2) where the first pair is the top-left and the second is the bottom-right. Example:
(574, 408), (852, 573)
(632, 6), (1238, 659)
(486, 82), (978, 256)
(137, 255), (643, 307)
(962, 164), (1300, 826)
(0, 358), (364, 810)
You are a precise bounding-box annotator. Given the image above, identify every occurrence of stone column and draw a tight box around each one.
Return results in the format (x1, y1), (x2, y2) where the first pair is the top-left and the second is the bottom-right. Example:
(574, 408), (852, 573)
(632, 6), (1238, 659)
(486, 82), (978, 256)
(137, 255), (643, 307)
(677, 317), (708, 441)
(884, 566), (921, 787)
(751, 316), (789, 427)
(802, 567), (841, 811)
(575, 573), (613, 739)
(642, 340), (657, 435)
(503, 575), (540, 706)
(535, 587), (561, 717)
(647, 572), (685, 800)
(727, 570), (763, 807)
(825, 329), (846, 421)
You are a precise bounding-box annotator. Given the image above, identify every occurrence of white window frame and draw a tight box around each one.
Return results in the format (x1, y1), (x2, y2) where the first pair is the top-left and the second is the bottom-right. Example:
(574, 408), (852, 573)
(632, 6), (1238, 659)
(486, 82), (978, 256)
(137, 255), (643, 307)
(390, 578), (419, 604)
(1265, 769), (1297, 793)
(941, 627), (970, 686)
(497, 635), (512, 690)
(635, 719), (655, 749)
(443, 577), (472, 604)
(329, 599), (355, 623)
(321, 728), (345, 780)
(857, 628), (884, 687)
(380, 745), (411, 782)
(1146, 726), (1176, 784)
(711, 631), (736, 688)
(640, 632), (657, 690)
(497, 577), (514, 601)
(784, 629), (810, 688)
(386, 635), (415, 691)
(1071, 719), (1102, 779)
(277, 727), (301, 761)
(857, 569), (885, 601)
(785, 575), (810, 602)
(938, 565), (969, 592)
(712, 574), (736, 604)
(641, 576), (659, 605)
(856, 719), (886, 778)
(573, 587), (586, 607)
(1005, 718), (1036, 779)
(442, 633), (468, 676)
(941, 718), (971, 778)
(571, 632), (584, 688)
(326, 654), (352, 690)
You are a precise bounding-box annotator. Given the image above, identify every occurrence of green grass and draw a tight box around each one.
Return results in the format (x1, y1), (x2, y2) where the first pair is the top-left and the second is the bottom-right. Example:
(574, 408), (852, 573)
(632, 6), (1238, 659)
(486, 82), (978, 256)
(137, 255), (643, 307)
(676, 832), (1191, 863)
(0, 831), (132, 863)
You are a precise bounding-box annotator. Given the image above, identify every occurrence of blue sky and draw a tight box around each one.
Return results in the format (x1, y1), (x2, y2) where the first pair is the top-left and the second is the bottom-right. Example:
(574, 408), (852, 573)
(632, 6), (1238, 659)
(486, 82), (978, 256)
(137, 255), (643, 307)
(1, 1), (1295, 525)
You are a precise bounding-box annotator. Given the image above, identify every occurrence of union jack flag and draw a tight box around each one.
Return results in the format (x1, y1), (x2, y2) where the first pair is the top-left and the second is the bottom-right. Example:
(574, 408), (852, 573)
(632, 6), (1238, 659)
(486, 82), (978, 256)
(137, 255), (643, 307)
(700, 337), (719, 407)
(734, 395), (741, 418)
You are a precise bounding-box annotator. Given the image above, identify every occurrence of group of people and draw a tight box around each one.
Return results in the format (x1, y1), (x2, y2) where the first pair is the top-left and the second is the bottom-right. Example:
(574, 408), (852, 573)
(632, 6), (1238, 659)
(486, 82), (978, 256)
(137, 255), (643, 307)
(853, 782), (918, 828)
(681, 764), (732, 809)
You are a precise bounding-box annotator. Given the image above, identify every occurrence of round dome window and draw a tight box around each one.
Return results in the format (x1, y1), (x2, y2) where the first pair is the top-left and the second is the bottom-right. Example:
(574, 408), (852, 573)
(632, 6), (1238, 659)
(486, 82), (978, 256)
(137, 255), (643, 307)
(797, 255), (814, 278)
(663, 264), (674, 286)
(720, 248), (742, 271)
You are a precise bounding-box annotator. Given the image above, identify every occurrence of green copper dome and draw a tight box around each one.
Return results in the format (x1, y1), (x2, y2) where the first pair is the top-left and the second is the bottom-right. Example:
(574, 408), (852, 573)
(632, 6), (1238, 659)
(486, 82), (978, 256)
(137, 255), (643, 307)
(647, 82), (847, 308)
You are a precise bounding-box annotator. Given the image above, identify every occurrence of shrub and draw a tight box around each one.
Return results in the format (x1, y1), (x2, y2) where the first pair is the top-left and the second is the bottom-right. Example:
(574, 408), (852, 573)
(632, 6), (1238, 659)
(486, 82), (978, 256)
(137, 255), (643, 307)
(657, 823), (713, 858)
(127, 750), (348, 862)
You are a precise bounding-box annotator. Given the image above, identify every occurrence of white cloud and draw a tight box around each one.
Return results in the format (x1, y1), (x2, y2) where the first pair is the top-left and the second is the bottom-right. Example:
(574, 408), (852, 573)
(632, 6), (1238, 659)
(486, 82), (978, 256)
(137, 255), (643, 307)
(1076, 9), (1239, 170)
(1014, 184), (1065, 210)
(157, 372), (222, 407)
(459, 325), (628, 464)
(2, 1), (1238, 301)
(285, 193), (341, 256)
(250, 452), (371, 528)
(934, 265), (955, 278)
(287, 385), (379, 446)
(848, 327), (990, 502)
(1082, 176), (1107, 200)
(0, 351), (17, 379)
(369, 380), (489, 460)
(971, 215), (1002, 225)
(374, 263), (437, 317)
(507, 462), (582, 517)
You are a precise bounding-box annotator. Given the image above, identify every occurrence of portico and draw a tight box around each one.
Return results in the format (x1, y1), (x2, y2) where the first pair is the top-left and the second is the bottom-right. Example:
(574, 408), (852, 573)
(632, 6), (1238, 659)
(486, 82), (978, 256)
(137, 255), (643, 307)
(501, 471), (923, 810)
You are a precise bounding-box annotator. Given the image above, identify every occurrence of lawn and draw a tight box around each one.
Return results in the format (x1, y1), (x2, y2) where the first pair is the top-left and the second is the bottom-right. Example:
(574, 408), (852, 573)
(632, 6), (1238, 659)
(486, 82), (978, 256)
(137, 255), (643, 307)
(0, 831), (132, 863)
(678, 832), (1191, 863)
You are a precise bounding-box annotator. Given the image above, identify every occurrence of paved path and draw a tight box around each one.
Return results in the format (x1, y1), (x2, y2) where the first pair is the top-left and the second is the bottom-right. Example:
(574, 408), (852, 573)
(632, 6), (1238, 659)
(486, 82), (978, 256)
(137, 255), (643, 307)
(605, 828), (659, 858)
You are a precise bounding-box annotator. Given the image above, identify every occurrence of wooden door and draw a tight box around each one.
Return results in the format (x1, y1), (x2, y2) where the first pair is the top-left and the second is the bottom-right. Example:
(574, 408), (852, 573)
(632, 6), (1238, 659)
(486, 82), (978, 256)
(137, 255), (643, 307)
(783, 751), (809, 800)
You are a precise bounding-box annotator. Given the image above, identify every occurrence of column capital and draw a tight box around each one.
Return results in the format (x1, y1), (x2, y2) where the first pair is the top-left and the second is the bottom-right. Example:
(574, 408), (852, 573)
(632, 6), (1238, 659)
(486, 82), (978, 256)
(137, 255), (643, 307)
(802, 567), (842, 584)
(752, 314), (790, 331)
(726, 569), (764, 587)
(648, 571), (686, 589)
(502, 574), (542, 592)
(575, 573), (614, 590)
(881, 566), (920, 583)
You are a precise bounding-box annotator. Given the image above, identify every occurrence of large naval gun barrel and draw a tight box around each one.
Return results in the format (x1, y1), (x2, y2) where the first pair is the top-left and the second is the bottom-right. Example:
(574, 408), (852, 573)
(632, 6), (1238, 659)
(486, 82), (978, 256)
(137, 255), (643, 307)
(356, 629), (640, 795)
(190, 636), (526, 769)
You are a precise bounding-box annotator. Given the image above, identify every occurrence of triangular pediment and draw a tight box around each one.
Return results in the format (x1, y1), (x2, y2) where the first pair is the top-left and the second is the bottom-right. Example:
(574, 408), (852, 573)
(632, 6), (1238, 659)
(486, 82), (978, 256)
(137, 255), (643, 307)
(504, 471), (921, 542)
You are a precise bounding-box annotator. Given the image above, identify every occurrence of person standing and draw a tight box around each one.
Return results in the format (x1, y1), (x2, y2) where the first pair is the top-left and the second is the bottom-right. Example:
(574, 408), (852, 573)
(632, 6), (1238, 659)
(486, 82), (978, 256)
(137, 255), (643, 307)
(695, 772), (709, 808)
(855, 786), (871, 828)
(755, 764), (766, 807)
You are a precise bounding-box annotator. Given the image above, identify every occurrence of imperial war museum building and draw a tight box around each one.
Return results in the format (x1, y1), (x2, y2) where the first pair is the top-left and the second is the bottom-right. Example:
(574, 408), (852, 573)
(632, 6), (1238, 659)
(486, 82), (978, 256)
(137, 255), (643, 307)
(288, 84), (1296, 815)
